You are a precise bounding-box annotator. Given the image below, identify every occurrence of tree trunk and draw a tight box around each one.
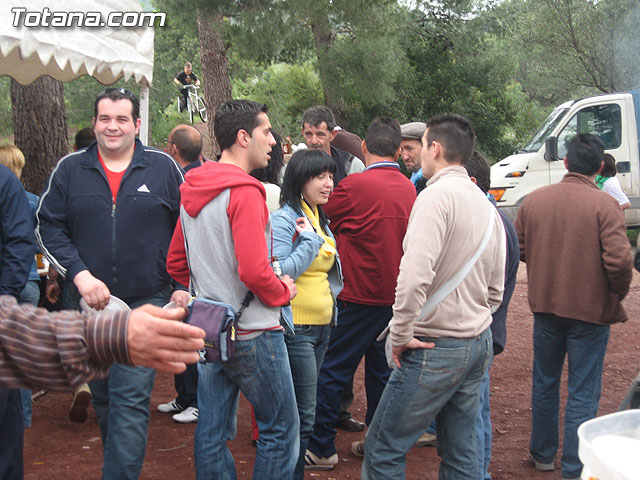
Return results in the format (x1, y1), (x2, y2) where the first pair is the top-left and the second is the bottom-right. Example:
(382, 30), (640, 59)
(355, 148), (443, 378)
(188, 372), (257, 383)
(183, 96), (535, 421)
(197, 9), (232, 157)
(11, 76), (68, 195)
(311, 17), (346, 126)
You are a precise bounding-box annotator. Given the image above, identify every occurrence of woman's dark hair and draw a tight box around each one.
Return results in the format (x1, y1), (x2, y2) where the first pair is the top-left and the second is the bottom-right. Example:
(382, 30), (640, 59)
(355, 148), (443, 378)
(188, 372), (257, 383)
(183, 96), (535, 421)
(280, 149), (336, 229)
(251, 131), (284, 184)
(601, 153), (617, 178)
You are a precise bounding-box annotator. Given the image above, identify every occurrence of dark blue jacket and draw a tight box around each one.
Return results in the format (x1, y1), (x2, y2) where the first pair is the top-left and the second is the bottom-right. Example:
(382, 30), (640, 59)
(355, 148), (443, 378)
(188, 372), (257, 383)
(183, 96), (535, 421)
(36, 140), (184, 302)
(0, 165), (36, 297)
(25, 192), (40, 282)
(491, 203), (519, 355)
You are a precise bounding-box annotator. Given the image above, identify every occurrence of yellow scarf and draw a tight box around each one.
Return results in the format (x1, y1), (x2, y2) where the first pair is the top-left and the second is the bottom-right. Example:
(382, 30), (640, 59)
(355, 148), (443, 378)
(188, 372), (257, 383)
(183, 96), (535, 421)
(290, 202), (336, 325)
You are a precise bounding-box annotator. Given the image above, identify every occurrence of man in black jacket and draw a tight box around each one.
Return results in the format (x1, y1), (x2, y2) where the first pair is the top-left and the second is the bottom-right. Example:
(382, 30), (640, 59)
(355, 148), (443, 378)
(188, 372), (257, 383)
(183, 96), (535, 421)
(0, 163), (36, 480)
(301, 106), (364, 185)
(464, 151), (519, 479)
(36, 88), (188, 480)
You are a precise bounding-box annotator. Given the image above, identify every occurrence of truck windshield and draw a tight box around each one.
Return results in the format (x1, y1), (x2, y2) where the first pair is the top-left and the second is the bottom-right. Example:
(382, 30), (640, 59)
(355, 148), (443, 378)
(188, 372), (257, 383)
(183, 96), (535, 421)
(521, 107), (568, 153)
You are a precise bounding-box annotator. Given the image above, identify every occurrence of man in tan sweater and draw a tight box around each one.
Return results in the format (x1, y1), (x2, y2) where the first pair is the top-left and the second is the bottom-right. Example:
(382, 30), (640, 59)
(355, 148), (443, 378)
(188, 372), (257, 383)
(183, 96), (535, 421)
(362, 114), (506, 480)
(515, 133), (632, 480)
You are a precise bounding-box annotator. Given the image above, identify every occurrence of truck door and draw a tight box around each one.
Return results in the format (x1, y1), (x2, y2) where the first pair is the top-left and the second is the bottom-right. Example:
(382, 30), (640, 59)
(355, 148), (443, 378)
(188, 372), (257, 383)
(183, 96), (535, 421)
(555, 102), (625, 187)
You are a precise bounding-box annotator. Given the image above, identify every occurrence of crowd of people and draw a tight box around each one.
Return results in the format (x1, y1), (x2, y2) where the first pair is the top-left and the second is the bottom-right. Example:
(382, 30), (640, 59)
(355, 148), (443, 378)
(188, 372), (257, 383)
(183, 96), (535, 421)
(0, 84), (634, 480)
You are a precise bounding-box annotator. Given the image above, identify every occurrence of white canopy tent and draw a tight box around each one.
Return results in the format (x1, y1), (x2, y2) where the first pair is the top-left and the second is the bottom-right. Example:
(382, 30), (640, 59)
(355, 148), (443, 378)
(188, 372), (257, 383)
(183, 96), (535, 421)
(0, 0), (155, 143)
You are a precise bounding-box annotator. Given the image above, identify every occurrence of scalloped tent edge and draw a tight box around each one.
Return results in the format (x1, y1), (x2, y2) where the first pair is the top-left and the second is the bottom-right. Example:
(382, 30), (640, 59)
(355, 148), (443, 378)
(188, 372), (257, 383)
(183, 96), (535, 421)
(0, 0), (155, 144)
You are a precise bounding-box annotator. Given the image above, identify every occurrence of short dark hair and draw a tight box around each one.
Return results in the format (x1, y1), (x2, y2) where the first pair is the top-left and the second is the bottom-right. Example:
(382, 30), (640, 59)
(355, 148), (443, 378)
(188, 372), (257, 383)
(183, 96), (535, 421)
(169, 126), (202, 164)
(566, 134), (605, 176)
(280, 149), (336, 228)
(75, 127), (96, 149)
(94, 88), (140, 122)
(214, 100), (268, 152)
(601, 153), (617, 178)
(364, 116), (402, 158)
(426, 113), (476, 165)
(464, 151), (491, 194)
(302, 106), (336, 131)
(251, 131), (284, 184)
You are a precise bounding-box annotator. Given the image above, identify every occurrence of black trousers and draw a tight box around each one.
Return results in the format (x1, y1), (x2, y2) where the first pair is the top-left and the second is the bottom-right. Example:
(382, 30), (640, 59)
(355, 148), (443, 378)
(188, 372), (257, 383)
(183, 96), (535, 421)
(0, 386), (24, 479)
(175, 361), (198, 408)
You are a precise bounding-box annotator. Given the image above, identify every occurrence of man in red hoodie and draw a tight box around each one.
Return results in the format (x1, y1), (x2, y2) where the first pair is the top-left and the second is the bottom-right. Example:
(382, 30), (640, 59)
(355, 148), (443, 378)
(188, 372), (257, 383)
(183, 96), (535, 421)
(166, 100), (299, 478)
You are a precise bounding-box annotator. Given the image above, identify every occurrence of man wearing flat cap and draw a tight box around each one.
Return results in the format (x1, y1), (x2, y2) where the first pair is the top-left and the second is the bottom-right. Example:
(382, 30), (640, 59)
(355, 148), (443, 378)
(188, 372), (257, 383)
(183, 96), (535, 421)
(400, 122), (426, 190)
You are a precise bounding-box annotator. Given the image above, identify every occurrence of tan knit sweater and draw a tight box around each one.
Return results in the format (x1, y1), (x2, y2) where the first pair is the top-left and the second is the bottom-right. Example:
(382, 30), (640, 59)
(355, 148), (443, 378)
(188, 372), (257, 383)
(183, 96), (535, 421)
(389, 166), (506, 346)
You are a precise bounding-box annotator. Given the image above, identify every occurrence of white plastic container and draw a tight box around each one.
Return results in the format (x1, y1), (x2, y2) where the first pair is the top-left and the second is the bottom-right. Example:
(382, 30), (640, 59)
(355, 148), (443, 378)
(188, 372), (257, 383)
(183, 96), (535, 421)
(578, 410), (640, 480)
(80, 295), (130, 313)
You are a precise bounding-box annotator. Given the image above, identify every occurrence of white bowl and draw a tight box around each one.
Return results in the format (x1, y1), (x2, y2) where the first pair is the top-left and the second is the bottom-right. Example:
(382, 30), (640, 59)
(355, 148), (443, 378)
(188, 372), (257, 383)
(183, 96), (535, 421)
(80, 295), (130, 313)
(578, 410), (640, 480)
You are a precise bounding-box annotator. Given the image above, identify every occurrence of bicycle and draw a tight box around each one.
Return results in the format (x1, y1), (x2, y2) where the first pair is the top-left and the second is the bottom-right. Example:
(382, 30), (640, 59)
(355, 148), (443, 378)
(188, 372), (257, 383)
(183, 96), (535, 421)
(177, 84), (207, 123)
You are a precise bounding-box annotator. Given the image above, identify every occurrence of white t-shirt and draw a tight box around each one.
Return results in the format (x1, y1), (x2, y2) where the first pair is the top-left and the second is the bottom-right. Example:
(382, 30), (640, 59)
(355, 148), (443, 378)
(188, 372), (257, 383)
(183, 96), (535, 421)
(262, 182), (281, 214)
(602, 177), (630, 206)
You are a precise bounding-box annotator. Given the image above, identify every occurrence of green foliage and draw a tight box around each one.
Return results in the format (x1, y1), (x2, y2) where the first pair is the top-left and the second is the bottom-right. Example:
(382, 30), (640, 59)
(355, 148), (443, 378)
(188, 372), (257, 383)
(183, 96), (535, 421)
(150, 0), (201, 146)
(0, 78), (13, 137)
(497, 0), (640, 101)
(151, 102), (190, 148)
(232, 63), (323, 141)
(64, 76), (106, 129)
(2, 0), (563, 163)
(329, 2), (406, 131)
(389, 6), (547, 162)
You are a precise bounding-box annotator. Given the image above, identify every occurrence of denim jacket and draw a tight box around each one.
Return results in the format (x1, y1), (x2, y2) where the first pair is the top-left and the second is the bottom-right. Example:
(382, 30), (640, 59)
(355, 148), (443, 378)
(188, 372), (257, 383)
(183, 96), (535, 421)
(270, 203), (344, 331)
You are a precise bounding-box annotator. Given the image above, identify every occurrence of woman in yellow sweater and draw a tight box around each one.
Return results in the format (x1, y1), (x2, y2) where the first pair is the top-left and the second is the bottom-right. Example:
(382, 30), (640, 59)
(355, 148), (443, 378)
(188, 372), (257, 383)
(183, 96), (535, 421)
(271, 149), (343, 480)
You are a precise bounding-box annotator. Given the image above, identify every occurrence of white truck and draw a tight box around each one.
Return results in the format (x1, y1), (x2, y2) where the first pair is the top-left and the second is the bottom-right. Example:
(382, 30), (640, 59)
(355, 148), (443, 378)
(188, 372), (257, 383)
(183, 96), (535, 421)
(489, 90), (640, 226)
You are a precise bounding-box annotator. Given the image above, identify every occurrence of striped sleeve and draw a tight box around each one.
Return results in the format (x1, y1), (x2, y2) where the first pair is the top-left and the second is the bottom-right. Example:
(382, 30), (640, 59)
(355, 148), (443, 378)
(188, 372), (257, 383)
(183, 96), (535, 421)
(0, 296), (131, 391)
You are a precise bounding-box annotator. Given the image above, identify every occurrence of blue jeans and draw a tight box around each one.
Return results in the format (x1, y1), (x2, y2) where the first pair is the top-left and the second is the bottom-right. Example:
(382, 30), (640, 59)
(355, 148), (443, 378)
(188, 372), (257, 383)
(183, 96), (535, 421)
(19, 390), (31, 428)
(308, 301), (392, 458)
(19, 280), (41, 306)
(19, 280), (40, 429)
(362, 328), (492, 480)
(194, 330), (299, 480)
(286, 323), (331, 480)
(529, 313), (609, 479)
(475, 368), (492, 480)
(88, 286), (171, 480)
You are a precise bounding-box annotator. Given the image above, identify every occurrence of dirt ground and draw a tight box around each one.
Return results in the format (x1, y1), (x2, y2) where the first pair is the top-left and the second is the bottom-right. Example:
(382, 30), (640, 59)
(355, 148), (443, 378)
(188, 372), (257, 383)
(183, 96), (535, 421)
(23, 264), (640, 479)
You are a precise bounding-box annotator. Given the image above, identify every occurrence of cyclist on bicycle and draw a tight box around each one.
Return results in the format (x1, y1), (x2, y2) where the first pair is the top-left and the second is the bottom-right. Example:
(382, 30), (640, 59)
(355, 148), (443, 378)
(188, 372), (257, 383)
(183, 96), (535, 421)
(174, 62), (200, 112)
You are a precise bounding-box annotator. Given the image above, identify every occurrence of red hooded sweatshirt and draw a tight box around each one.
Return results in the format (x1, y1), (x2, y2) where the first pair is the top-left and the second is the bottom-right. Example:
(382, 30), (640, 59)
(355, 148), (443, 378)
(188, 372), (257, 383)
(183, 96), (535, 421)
(166, 161), (290, 307)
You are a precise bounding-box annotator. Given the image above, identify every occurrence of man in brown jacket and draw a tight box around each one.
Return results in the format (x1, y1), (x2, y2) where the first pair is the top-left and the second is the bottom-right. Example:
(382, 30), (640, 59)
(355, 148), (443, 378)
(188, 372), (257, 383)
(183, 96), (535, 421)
(515, 133), (632, 480)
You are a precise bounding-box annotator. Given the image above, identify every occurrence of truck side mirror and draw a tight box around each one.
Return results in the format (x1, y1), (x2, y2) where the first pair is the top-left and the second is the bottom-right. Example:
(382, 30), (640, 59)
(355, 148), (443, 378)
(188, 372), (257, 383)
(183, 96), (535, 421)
(544, 136), (558, 162)
(617, 161), (631, 173)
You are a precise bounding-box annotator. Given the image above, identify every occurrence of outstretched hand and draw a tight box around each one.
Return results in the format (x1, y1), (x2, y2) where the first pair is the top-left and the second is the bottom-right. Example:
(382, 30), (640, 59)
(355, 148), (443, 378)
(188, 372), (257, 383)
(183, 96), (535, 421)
(127, 304), (205, 373)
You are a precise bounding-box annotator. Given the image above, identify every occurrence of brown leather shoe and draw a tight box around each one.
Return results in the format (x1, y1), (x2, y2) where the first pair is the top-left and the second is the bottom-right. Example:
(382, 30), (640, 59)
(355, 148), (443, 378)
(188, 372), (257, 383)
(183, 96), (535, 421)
(69, 383), (91, 423)
(336, 416), (365, 432)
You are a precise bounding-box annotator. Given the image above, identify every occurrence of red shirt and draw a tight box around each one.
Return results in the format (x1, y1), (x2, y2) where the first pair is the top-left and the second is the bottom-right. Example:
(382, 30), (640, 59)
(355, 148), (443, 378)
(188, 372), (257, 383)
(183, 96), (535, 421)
(98, 151), (126, 204)
(324, 163), (416, 305)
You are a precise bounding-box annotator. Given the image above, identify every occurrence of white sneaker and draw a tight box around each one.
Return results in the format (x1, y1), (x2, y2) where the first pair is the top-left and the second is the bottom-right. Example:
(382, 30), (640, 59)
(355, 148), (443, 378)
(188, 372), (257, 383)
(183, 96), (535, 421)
(157, 398), (184, 414)
(304, 449), (338, 470)
(173, 406), (198, 423)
